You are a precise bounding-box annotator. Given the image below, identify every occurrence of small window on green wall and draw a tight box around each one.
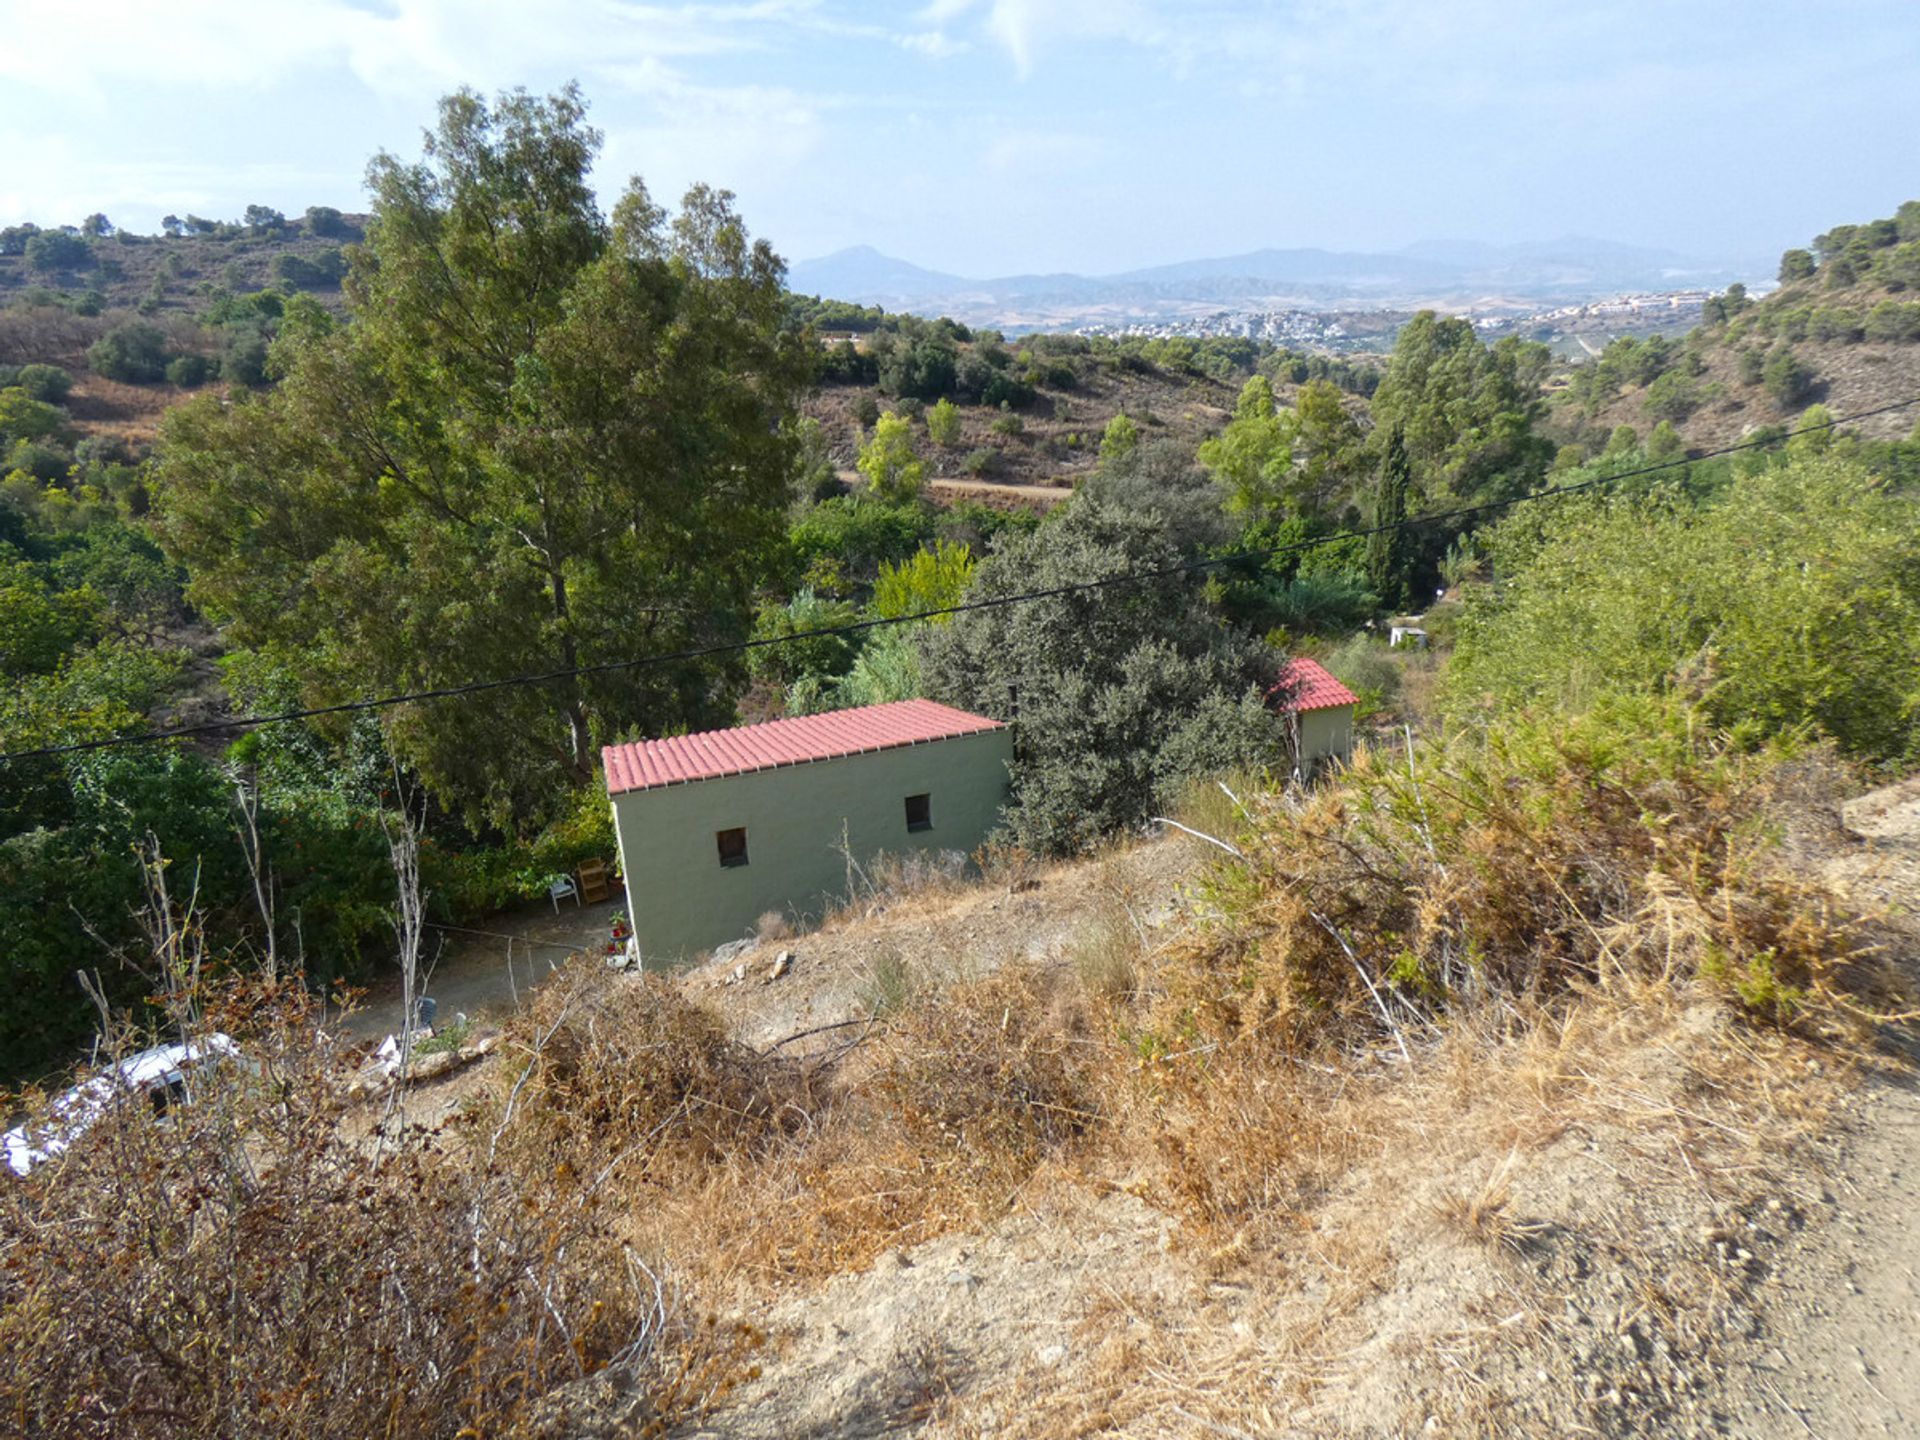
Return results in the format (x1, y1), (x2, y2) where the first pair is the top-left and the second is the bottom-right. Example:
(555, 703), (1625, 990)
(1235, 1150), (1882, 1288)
(905, 793), (932, 832)
(716, 827), (749, 868)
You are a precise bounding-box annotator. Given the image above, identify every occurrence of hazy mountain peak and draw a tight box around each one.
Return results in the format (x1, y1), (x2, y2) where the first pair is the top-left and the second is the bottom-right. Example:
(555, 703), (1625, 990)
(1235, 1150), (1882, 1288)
(787, 235), (1765, 328)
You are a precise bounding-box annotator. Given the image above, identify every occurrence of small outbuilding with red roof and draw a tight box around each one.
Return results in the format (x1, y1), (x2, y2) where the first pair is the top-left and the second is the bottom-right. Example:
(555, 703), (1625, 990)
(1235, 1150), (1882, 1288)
(1267, 657), (1359, 779)
(603, 699), (1012, 962)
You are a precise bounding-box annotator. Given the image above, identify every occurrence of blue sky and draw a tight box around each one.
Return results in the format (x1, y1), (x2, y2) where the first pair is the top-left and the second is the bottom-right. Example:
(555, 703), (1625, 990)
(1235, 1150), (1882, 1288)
(2, 1), (1915, 276)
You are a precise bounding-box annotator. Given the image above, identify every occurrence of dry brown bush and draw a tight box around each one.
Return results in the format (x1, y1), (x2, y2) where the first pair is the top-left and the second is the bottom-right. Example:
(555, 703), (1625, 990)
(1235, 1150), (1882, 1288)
(0, 976), (713, 1440)
(751, 968), (1106, 1279)
(1150, 698), (1895, 1066)
(1091, 698), (1910, 1258)
(0, 307), (108, 367)
(556, 965), (1112, 1289)
(482, 968), (796, 1180)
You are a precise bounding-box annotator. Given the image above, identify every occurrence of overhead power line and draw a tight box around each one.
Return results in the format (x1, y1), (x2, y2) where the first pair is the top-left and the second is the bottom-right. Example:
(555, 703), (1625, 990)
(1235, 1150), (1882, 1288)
(4, 393), (1916, 766)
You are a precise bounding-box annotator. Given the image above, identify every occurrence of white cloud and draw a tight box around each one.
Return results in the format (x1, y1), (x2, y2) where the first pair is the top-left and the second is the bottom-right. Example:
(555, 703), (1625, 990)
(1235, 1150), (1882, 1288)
(593, 56), (832, 217)
(916, 0), (979, 24)
(978, 0), (1167, 77)
(0, 0), (846, 225)
(950, 0), (1685, 92)
(981, 128), (1106, 175)
(897, 29), (967, 58)
(0, 0), (784, 99)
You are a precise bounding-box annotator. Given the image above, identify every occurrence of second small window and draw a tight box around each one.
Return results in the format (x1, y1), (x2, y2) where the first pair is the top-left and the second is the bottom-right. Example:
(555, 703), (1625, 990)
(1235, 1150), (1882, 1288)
(904, 793), (932, 832)
(716, 826), (749, 868)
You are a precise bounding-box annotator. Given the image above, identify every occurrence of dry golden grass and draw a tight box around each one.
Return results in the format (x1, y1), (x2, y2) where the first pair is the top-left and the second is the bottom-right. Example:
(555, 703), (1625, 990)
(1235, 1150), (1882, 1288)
(934, 974), (1863, 1438)
(484, 962), (1110, 1295)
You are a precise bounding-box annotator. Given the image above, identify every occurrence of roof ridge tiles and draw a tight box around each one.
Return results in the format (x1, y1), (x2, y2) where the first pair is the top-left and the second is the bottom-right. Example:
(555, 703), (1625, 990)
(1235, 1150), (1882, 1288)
(1269, 656), (1361, 713)
(602, 698), (1006, 795)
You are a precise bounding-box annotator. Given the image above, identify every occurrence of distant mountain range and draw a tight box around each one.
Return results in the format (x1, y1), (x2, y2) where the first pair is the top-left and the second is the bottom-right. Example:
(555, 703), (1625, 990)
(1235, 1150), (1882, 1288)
(789, 238), (1769, 328)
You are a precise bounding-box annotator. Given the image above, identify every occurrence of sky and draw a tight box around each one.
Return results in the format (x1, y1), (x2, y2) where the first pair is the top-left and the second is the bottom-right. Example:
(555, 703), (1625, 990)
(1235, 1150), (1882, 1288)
(1, 0), (1916, 277)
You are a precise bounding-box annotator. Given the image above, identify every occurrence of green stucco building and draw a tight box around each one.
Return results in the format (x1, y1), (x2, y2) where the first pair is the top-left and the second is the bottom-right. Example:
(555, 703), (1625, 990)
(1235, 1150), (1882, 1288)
(1271, 657), (1358, 780)
(603, 700), (1012, 963)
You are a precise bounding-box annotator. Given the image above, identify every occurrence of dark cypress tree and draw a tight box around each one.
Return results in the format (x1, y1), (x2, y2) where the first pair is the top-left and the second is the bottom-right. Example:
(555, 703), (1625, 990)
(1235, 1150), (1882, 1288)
(1366, 424), (1414, 610)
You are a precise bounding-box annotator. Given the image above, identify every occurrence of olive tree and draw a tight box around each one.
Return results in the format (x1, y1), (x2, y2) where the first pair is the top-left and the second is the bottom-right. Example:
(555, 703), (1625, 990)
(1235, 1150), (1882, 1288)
(921, 499), (1280, 853)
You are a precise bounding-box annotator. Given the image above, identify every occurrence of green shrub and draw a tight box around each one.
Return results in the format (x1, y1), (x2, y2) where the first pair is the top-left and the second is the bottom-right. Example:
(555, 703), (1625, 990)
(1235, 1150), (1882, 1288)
(1642, 370), (1701, 422)
(961, 446), (1001, 477)
(23, 230), (88, 274)
(166, 354), (215, 387)
(1449, 454), (1920, 762)
(1763, 347), (1815, 409)
(1229, 573), (1378, 638)
(747, 587), (859, 688)
(1323, 636), (1401, 719)
(423, 781), (619, 918)
(1866, 302), (1920, 343)
(927, 397), (961, 448)
(0, 389), (66, 444)
(921, 499), (1280, 853)
(789, 494), (937, 585)
(86, 321), (171, 383)
(0, 364), (73, 405)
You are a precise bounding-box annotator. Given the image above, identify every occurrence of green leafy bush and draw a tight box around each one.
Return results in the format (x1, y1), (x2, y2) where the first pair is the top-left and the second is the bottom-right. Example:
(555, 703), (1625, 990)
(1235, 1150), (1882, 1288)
(1449, 454), (1920, 763)
(788, 495), (936, 586)
(1762, 347), (1815, 409)
(922, 498), (1280, 852)
(961, 446), (1001, 476)
(1322, 636), (1401, 719)
(0, 364), (73, 405)
(872, 539), (973, 621)
(927, 397), (961, 447)
(166, 353), (216, 387)
(86, 321), (172, 383)
(423, 779), (618, 918)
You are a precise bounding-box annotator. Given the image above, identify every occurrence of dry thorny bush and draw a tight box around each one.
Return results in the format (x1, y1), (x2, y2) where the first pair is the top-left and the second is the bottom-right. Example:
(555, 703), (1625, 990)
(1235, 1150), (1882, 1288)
(1159, 696), (1901, 1058)
(1109, 697), (1911, 1248)
(0, 973), (713, 1440)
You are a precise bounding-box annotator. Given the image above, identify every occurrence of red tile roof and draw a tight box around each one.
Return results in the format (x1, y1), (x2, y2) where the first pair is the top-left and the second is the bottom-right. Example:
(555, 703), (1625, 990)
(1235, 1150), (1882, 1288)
(1268, 657), (1360, 713)
(603, 699), (1007, 796)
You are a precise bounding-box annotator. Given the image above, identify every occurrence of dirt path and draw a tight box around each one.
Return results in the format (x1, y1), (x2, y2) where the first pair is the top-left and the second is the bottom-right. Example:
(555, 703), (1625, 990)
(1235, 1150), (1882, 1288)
(330, 895), (623, 1041)
(1725, 776), (1920, 1437)
(928, 478), (1071, 509)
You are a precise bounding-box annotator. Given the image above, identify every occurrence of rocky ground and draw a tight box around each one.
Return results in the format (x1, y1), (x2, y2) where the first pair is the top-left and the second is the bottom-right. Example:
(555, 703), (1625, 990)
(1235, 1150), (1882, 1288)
(1722, 775), (1920, 1438)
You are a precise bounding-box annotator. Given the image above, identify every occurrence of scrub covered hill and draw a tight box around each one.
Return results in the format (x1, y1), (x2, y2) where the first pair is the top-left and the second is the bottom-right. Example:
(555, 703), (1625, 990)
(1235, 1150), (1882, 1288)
(0, 207), (1385, 498)
(0, 208), (360, 318)
(791, 304), (1382, 502)
(1548, 200), (1920, 454)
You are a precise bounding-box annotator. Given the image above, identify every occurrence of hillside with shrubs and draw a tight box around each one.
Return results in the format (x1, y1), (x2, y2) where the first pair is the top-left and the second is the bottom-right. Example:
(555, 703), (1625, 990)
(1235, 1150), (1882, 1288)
(1545, 200), (1920, 458)
(4, 84), (1920, 1436)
